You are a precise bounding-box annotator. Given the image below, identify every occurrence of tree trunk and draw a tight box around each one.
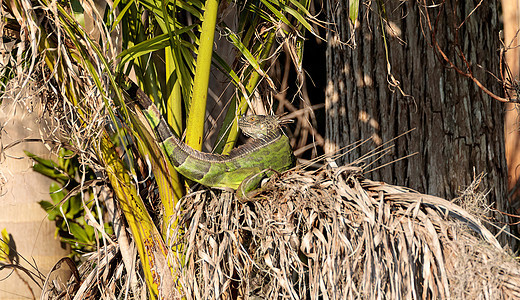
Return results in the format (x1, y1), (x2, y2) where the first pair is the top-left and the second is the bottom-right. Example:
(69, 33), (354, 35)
(325, 0), (511, 243)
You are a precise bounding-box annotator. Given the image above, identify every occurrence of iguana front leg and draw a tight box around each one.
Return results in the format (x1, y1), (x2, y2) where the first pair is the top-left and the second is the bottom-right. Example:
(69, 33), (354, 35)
(230, 167), (263, 200)
(235, 168), (280, 201)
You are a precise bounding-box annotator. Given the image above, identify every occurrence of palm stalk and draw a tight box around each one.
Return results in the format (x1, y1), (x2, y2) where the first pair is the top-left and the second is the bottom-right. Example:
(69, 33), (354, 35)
(214, 30), (277, 154)
(129, 107), (184, 244)
(99, 135), (176, 298)
(185, 0), (219, 150)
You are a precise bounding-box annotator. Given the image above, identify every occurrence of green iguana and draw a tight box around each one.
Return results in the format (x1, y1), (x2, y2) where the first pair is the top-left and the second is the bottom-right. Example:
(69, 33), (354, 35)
(132, 88), (295, 195)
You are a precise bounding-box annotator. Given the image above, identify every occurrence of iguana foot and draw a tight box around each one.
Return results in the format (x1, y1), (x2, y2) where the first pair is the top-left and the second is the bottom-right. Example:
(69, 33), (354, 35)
(235, 169), (280, 202)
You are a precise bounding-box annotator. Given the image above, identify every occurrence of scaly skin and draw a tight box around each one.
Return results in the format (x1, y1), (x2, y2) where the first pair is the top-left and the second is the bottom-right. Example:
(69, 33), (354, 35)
(133, 88), (295, 193)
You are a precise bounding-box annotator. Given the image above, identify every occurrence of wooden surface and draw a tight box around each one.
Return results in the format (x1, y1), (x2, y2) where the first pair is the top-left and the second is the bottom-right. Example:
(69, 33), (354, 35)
(0, 84), (70, 299)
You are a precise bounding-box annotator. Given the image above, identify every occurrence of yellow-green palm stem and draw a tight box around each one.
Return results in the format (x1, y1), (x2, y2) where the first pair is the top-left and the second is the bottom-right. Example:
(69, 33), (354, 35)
(185, 0), (220, 150)
(219, 31), (277, 155)
(99, 134), (176, 299)
(130, 109), (184, 243)
(165, 49), (183, 135)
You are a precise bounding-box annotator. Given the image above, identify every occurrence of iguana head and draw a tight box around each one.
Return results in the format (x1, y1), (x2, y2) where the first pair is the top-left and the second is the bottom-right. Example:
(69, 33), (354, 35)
(238, 115), (281, 139)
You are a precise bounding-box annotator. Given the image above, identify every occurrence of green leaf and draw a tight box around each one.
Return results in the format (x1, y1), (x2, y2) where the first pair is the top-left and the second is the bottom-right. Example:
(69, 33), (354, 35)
(284, 6), (314, 35)
(175, 0), (203, 18)
(49, 182), (66, 204)
(117, 26), (197, 66)
(58, 148), (75, 174)
(104, 223), (114, 235)
(84, 224), (95, 241)
(1, 229), (9, 244)
(32, 163), (70, 182)
(259, 0), (291, 26)
(49, 182), (70, 214)
(349, 0), (360, 24)
(25, 151), (58, 169)
(66, 195), (82, 219)
(288, 0), (311, 15)
(112, 0), (134, 30)
(39, 200), (59, 221)
(26, 150), (72, 182)
(212, 53), (243, 92)
(0, 229), (10, 261)
(68, 222), (89, 243)
(223, 27), (268, 81)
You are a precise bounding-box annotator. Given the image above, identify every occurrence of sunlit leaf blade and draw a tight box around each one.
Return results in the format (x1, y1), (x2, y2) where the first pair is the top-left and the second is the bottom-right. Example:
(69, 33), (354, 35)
(32, 163), (70, 182)
(66, 195), (83, 219)
(24, 151), (58, 169)
(349, 0), (360, 23)
(288, 0), (311, 15)
(39, 201), (60, 221)
(216, 31), (276, 155)
(112, 0), (135, 30)
(222, 26), (276, 91)
(0, 229), (10, 262)
(259, 0), (291, 26)
(212, 52), (247, 97)
(129, 103), (184, 242)
(68, 222), (90, 243)
(117, 27), (197, 67)
(172, 0), (204, 18)
(284, 6), (314, 34)
(49, 182), (67, 204)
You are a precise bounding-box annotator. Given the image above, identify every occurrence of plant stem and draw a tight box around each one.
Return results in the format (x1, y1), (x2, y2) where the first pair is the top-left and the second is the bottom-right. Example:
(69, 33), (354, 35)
(185, 0), (220, 150)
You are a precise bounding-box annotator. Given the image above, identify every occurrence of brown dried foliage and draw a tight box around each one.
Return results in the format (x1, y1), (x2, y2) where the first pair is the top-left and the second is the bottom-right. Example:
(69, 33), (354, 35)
(158, 166), (520, 299)
(48, 164), (520, 299)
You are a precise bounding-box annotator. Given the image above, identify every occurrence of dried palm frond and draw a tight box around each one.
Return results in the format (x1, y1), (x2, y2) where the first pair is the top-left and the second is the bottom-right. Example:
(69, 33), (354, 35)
(42, 163), (520, 299)
(160, 165), (520, 299)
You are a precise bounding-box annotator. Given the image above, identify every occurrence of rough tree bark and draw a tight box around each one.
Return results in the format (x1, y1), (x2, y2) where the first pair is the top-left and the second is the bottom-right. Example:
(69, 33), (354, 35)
(325, 0), (511, 242)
